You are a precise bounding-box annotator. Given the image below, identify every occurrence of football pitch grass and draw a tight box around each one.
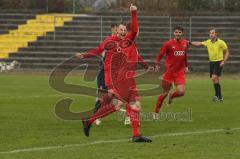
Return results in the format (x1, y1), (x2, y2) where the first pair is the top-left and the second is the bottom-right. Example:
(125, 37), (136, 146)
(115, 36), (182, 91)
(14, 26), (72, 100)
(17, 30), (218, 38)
(0, 72), (240, 159)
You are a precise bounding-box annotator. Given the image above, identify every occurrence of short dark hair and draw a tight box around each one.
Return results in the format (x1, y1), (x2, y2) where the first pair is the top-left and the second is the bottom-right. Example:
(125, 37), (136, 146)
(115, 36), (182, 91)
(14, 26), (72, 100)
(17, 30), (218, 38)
(174, 26), (184, 32)
(110, 23), (118, 28)
(209, 27), (217, 33)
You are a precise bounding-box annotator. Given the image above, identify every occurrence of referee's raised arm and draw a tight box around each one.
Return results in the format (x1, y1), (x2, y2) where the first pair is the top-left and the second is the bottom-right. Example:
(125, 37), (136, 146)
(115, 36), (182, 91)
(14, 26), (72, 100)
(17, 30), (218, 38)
(189, 41), (203, 46)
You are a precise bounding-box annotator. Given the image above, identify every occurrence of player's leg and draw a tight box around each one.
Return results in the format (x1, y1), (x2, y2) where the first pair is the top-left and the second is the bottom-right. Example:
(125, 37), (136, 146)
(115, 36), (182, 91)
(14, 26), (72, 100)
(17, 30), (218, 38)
(155, 78), (172, 113)
(210, 62), (219, 101)
(94, 69), (103, 124)
(211, 61), (223, 101)
(94, 68), (107, 112)
(129, 100), (152, 142)
(94, 68), (109, 125)
(167, 84), (185, 106)
(129, 101), (141, 138)
(89, 92), (119, 125)
(212, 74), (220, 101)
(94, 89), (106, 125)
(167, 72), (186, 106)
(124, 103), (131, 125)
(82, 95), (123, 137)
(94, 89), (106, 112)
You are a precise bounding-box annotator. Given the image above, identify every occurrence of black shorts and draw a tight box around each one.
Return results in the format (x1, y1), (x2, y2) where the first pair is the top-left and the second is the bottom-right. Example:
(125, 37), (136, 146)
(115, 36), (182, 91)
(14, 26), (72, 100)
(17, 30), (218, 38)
(209, 61), (222, 77)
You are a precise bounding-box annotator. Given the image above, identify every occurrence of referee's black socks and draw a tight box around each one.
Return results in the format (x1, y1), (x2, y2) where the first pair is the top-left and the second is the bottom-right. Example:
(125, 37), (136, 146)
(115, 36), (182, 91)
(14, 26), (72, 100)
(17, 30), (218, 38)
(214, 83), (222, 99)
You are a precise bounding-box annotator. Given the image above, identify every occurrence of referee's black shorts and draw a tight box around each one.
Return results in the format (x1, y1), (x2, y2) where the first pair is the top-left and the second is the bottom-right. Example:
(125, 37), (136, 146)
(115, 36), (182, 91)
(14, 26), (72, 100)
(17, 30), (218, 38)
(209, 61), (223, 77)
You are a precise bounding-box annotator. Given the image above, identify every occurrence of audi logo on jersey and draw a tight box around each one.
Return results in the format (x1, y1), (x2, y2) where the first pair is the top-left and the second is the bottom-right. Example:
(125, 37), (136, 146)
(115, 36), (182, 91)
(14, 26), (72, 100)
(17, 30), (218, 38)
(174, 51), (185, 56)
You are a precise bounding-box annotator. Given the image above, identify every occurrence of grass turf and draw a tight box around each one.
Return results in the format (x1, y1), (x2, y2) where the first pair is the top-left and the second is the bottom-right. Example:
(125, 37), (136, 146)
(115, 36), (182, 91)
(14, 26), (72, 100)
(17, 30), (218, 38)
(0, 73), (240, 159)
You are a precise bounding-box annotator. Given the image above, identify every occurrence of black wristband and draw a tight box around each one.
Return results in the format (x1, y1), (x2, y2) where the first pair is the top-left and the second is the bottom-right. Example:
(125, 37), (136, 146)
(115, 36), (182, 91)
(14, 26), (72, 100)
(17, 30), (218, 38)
(188, 41), (192, 45)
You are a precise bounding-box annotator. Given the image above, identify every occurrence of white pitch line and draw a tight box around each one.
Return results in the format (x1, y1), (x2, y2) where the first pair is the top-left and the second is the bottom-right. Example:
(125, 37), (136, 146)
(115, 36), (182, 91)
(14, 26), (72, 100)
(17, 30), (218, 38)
(0, 139), (128, 155)
(151, 127), (240, 138)
(0, 127), (240, 155)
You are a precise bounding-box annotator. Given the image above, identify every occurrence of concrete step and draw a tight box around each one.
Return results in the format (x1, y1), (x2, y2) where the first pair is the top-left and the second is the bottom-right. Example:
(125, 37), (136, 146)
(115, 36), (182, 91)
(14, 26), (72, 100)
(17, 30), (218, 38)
(55, 25), (171, 32)
(37, 35), (170, 41)
(72, 16), (170, 22)
(18, 46), (94, 52)
(24, 40), (239, 50)
(64, 20), (170, 26)
(46, 30), (171, 37)
(0, 14), (36, 19)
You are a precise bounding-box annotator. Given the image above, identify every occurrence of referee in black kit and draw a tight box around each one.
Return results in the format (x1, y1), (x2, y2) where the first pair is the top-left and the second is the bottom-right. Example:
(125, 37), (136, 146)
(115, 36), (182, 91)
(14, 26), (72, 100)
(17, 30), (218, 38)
(190, 27), (230, 102)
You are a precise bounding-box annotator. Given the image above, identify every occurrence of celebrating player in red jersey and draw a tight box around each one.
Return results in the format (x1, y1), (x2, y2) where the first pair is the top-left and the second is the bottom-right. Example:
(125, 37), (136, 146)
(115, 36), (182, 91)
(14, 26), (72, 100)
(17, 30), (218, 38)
(76, 4), (152, 142)
(94, 23), (149, 126)
(154, 26), (189, 114)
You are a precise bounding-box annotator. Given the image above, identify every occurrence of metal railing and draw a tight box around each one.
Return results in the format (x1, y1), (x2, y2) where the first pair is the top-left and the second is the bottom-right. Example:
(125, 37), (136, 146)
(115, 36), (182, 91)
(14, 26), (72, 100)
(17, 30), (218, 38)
(51, 15), (240, 44)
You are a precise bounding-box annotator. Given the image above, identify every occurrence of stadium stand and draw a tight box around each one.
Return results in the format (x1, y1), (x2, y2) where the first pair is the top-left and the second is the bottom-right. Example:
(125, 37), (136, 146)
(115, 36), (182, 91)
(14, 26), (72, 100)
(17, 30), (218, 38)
(0, 13), (239, 72)
(0, 13), (72, 59)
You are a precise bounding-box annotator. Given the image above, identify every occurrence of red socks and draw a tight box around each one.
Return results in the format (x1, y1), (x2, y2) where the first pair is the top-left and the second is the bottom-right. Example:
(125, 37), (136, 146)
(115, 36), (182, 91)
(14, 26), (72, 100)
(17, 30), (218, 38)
(88, 103), (116, 124)
(169, 91), (184, 104)
(100, 93), (113, 105)
(155, 91), (184, 113)
(129, 108), (140, 137)
(88, 93), (116, 124)
(155, 94), (167, 113)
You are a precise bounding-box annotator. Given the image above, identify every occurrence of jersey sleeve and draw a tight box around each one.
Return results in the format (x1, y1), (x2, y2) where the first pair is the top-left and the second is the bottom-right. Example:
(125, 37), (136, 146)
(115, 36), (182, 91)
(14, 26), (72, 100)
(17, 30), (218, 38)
(137, 54), (148, 69)
(125, 10), (138, 40)
(155, 42), (168, 64)
(220, 40), (228, 50)
(185, 50), (188, 67)
(185, 40), (189, 67)
(82, 47), (102, 58)
(82, 39), (106, 58)
(201, 40), (208, 47)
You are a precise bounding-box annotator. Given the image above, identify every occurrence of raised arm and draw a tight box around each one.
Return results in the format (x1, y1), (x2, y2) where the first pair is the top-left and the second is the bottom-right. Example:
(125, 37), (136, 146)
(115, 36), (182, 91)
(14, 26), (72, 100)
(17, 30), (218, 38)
(126, 4), (138, 40)
(190, 41), (204, 46)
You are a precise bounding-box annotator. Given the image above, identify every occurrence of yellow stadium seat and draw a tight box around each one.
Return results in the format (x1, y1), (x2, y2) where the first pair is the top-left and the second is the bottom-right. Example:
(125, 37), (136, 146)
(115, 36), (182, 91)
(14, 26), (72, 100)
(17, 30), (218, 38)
(0, 14), (73, 59)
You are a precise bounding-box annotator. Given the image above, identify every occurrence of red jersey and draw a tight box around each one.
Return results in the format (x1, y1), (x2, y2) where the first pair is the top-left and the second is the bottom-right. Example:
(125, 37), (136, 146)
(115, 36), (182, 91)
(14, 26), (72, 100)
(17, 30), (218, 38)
(156, 39), (189, 73)
(125, 46), (148, 79)
(82, 10), (139, 89)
